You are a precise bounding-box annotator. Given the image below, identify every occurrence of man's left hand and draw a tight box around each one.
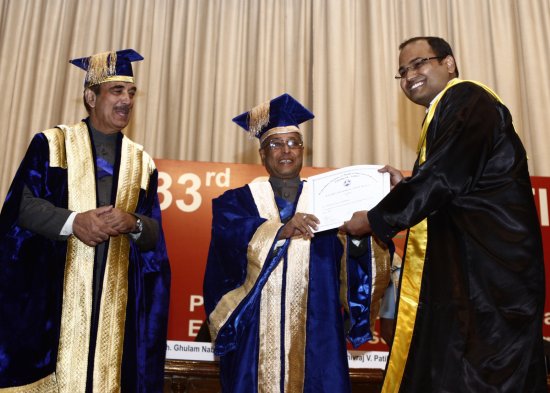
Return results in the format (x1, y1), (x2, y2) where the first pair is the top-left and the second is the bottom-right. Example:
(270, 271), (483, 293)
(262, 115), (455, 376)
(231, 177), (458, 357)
(99, 208), (138, 234)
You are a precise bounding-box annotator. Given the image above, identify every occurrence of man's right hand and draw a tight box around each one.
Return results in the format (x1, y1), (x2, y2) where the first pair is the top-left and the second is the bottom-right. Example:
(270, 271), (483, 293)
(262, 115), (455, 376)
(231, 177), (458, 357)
(339, 210), (372, 237)
(278, 212), (319, 240)
(73, 206), (120, 246)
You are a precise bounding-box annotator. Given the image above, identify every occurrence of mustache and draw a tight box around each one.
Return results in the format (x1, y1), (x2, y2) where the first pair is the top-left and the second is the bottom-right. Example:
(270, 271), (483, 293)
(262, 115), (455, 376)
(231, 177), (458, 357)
(114, 105), (131, 114)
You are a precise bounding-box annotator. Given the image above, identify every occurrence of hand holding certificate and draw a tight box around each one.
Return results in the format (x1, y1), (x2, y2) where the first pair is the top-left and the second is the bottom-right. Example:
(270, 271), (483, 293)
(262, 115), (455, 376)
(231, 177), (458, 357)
(307, 165), (390, 232)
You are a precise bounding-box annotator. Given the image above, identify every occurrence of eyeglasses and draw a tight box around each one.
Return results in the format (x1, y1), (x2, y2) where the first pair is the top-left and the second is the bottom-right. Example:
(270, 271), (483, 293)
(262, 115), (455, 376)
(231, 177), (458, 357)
(395, 56), (445, 79)
(264, 138), (304, 151)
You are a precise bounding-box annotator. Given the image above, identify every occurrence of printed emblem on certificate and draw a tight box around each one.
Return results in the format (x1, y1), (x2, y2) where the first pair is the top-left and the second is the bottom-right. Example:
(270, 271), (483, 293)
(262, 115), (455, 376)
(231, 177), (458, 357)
(307, 165), (390, 232)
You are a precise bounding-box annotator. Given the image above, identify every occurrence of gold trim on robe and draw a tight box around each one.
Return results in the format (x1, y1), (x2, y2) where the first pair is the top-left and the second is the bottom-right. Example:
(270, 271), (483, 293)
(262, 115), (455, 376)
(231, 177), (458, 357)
(39, 123), (152, 393)
(43, 128), (67, 168)
(254, 182), (310, 393)
(207, 181), (312, 393)
(93, 136), (145, 392)
(54, 123), (97, 393)
(207, 182), (284, 342)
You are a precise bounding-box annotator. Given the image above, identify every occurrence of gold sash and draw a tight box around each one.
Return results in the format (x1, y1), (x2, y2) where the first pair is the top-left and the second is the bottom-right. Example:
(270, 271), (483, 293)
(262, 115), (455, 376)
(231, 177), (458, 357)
(256, 182), (310, 393)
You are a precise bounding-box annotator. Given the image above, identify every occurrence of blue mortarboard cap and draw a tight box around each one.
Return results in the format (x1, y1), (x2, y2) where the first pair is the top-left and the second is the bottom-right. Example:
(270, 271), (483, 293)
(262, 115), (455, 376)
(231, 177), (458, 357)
(232, 93), (314, 143)
(69, 49), (143, 87)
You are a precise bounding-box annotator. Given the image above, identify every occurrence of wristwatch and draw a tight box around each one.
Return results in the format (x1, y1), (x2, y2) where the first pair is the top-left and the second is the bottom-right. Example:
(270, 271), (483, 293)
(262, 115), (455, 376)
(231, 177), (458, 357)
(132, 216), (143, 234)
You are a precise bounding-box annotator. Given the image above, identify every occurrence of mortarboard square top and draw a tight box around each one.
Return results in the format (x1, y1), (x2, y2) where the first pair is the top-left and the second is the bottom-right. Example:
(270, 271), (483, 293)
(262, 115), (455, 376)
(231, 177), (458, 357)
(232, 93), (314, 144)
(69, 49), (143, 87)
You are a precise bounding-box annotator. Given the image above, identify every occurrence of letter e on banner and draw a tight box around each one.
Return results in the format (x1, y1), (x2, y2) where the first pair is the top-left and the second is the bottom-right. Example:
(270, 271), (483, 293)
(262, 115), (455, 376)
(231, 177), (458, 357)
(189, 320), (203, 337)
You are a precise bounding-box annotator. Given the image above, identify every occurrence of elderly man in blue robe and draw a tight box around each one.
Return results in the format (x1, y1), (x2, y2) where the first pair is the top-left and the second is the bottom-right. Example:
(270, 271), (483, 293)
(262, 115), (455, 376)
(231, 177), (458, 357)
(203, 93), (391, 393)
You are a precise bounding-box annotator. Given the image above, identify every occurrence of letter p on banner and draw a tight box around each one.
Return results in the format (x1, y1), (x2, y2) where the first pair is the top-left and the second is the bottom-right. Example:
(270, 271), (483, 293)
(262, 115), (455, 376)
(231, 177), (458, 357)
(189, 295), (204, 311)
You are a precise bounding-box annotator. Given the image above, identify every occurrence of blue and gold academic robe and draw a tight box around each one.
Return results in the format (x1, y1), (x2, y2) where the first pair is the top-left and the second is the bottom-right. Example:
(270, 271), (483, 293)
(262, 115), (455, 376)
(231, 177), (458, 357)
(0, 121), (170, 392)
(204, 180), (390, 393)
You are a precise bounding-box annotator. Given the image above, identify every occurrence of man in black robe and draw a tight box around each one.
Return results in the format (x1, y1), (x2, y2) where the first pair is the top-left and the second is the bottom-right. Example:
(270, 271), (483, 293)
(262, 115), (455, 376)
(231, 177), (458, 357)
(341, 36), (546, 392)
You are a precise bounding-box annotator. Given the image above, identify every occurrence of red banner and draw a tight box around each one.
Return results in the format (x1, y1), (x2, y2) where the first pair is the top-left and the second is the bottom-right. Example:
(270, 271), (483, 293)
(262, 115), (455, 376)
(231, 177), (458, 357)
(158, 159), (550, 350)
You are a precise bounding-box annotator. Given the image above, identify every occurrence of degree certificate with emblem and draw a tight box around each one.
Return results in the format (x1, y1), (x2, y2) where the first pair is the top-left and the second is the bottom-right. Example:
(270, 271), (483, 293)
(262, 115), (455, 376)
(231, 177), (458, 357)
(307, 165), (390, 232)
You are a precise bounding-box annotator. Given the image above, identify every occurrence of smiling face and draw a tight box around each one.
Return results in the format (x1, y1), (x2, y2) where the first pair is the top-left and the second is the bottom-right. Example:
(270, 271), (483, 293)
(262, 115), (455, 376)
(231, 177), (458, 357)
(85, 81), (137, 134)
(398, 39), (456, 107)
(259, 132), (304, 179)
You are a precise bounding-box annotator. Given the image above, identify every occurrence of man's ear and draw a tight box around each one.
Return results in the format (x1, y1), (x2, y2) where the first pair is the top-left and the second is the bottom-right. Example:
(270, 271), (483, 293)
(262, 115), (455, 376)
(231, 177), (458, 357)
(446, 56), (456, 75)
(259, 147), (266, 164)
(84, 88), (97, 109)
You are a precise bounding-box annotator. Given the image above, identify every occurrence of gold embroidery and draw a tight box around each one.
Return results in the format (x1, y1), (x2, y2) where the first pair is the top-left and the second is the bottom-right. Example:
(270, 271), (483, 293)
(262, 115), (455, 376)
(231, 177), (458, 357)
(54, 123), (96, 393)
(252, 182), (286, 393)
(141, 149), (155, 193)
(91, 75), (134, 85)
(258, 257), (283, 393)
(42, 125), (148, 393)
(42, 128), (67, 168)
(207, 182), (311, 391)
(254, 182), (310, 393)
(85, 51), (117, 86)
(207, 194), (283, 342)
(248, 182), (282, 221)
(259, 126), (301, 144)
(208, 183), (282, 342)
(283, 185), (310, 393)
(93, 136), (142, 392)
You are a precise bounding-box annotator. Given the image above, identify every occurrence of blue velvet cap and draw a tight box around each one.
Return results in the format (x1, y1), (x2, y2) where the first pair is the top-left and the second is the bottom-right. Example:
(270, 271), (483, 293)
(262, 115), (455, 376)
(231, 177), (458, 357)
(232, 93), (314, 143)
(69, 49), (143, 87)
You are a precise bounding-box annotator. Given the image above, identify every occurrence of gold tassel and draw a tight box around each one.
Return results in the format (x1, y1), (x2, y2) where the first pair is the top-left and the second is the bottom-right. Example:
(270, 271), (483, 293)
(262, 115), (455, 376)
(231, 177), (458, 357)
(247, 100), (270, 138)
(85, 51), (117, 86)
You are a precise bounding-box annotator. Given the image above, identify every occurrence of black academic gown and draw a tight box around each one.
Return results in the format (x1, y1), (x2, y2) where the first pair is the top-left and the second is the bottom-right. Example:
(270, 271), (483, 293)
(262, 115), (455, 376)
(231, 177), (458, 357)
(369, 82), (546, 392)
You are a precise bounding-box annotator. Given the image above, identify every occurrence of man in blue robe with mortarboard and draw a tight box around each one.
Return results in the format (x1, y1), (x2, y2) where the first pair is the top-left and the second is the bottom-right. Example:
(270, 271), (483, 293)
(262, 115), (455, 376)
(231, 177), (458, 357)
(0, 49), (170, 392)
(203, 93), (391, 392)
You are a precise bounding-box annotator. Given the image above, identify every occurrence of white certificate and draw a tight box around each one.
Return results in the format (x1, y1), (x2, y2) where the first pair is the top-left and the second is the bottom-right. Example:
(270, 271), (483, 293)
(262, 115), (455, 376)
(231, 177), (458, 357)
(307, 165), (390, 232)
